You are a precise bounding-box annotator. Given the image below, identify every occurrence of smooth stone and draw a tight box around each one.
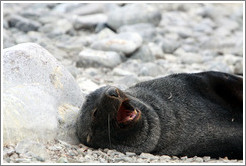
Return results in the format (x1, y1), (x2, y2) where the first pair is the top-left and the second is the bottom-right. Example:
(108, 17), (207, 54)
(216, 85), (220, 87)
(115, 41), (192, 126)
(70, 3), (104, 15)
(148, 42), (165, 59)
(69, 4), (119, 16)
(91, 32), (143, 55)
(204, 60), (233, 74)
(216, 54), (243, 74)
(115, 75), (140, 89)
(139, 62), (165, 77)
(130, 44), (155, 62)
(95, 28), (116, 40)
(117, 23), (157, 42)
(139, 153), (159, 160)
(57, 157), (68, 163)
(112, 68), (136, 77)
(107, 4), (162, 30)
(3, 29), (16, 48)
(73, 14), (108, 30)
(8, 14), (41, 32)
(125, 152), (136, 157)
(15, 158), (31, 163)
(174, 48), (203, 64)
(52, 3), (84, 13)
(15, 139), (48, 159)
(165, 25), (193, 39)
(77, 77), (100, 94)
(3, 43), (84, 144)
(39, 19), (73, 36)
(161, 38), (180, 54)
(116, 59), (142, 74)
(77, 48), (122, 68)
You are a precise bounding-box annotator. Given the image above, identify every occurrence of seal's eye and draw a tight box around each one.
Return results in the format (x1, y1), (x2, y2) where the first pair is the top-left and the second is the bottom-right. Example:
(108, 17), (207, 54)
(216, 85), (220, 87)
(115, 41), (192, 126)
(92, 108), (98, 118)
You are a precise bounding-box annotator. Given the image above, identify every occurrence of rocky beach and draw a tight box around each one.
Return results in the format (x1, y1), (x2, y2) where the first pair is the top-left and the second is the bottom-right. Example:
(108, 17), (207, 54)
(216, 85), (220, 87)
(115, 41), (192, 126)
(2, 2), (244, 164)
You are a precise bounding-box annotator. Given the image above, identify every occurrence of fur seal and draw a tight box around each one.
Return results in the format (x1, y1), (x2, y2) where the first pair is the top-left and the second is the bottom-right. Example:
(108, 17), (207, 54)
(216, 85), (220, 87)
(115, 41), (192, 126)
(76, 71), (243, 159)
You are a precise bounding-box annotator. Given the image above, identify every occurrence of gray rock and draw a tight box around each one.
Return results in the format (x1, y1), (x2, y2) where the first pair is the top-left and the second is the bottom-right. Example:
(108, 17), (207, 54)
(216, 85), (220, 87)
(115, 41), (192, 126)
(77, 77), (100, 94)
(91, 32), (143, 55)
(125, 152), (136, 157)
(161, 38), (180, 54)
(112, 68), (136, 77)
(3, 19), (9, 29)
(131, 44), (155, 62)
(73, 14), (108, 30)
(77, 48), (122, 68)
(3, 29), (16, 48)
(57, 157), (68, 163)
(118, 23), (157, 41)
(139, 62), (165, 77)
(15, 158), (32, 163)
(117, 59), (142, 74)
(165, 26), (193, 39)
(215, 54), (243, 74)
(3, 146), (15, 158)
(217, 17), (239, 32)
(174, 48), (203, 64)
(107, 4), (162, 30)
(192, 156), (204, 162)
(69, 3), (105, 15)
(15, 140), (48, 159)
(95, 28), (116, 40)
(148, 43), (165, 59)
(115, 75), (140, 89)
(8, 15), (41, 32)
(3, 43), (84, 145)
(160, 155), (171, 160)
(203, 156), (211, 162)
(52, 3), (84, 13)
(39, 19), (73, 36)
(204, 61), (233, 74)
(139, 153), (159, 160)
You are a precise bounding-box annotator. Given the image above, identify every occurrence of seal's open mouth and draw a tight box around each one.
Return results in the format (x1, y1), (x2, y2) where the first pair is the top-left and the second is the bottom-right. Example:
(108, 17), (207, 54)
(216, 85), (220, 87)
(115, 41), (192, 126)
(116, 100), (141, 125)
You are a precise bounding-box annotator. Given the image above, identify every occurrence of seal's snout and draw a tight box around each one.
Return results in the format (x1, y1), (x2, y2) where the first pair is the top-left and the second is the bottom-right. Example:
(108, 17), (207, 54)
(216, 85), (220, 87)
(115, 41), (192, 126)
(106, 87), (119, 98)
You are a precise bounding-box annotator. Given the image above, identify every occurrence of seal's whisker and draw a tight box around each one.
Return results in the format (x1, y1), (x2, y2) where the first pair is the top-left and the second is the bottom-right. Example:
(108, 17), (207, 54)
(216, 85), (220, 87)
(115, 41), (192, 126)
(108, 114), (112, 149)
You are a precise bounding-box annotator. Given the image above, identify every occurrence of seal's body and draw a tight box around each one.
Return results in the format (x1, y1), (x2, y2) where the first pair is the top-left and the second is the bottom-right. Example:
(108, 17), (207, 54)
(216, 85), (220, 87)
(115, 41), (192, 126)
(76, 71), (243, 159)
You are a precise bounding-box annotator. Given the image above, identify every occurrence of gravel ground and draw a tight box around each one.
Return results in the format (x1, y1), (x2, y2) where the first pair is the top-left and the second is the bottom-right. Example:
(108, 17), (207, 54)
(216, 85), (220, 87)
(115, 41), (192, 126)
(3, 139), (243, 163)
(2, 2), (244, 164)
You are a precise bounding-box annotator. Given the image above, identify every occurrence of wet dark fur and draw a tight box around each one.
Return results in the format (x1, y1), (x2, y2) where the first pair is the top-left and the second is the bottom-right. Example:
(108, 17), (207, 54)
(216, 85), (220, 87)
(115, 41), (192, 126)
(76, 71), (243, 159)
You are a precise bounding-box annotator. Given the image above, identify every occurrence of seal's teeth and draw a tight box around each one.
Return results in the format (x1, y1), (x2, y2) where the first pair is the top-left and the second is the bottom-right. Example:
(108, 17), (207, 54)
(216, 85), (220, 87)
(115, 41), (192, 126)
(87, 134), (91, 143)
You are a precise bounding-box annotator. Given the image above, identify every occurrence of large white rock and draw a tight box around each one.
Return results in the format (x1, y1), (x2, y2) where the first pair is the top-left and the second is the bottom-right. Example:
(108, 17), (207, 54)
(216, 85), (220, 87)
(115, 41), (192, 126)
(3, 43), (84, 145)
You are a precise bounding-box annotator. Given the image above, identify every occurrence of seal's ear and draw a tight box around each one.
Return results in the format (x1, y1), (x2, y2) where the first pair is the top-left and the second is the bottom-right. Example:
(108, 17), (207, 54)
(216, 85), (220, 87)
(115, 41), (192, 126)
(197, 71), (243, 112)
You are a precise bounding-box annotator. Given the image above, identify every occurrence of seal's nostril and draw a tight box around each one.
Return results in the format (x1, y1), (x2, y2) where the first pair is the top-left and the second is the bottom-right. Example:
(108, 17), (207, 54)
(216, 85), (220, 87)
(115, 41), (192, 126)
(107, 87), (118, 97)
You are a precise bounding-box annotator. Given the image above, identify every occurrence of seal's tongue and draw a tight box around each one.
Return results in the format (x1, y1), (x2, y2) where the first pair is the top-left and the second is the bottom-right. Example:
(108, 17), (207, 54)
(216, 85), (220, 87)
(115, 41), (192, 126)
(117, 100), (137, 124)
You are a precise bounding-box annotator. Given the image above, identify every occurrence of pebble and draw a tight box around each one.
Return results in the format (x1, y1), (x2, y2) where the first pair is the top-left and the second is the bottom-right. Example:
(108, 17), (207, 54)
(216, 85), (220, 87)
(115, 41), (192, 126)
(8, 14), (41, 32)
(73, 14), (108, 30)
(91, 32), (143, 55)
(15, 140), (48, 159)
(107, 4), (162, 30)
(118, 23), (157, 41)
(77, 48), (122, 68)
(57, 157), (68, 163)
(139, 62), (165, 77)
(161, 38), (180, 54)
(131, 44), (155, 62)
(15, 158), (32, 163)
(39, 19), (73, 36)
(125, 152), (137, 157)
